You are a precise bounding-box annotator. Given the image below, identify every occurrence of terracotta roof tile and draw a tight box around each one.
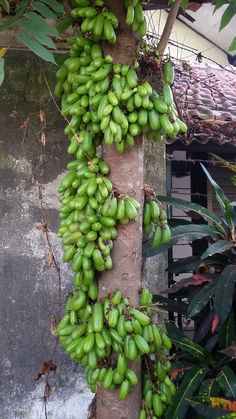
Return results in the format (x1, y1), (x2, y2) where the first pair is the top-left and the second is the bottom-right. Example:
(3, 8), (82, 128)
(170, 65), (236, 146)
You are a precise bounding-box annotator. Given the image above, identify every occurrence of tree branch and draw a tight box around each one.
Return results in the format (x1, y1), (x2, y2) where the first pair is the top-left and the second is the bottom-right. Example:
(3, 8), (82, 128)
(157, 0), (182, 56)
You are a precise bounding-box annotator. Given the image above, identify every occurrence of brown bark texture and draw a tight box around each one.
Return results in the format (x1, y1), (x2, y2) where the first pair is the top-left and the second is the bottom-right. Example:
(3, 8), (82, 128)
(96, 2), (143, 418)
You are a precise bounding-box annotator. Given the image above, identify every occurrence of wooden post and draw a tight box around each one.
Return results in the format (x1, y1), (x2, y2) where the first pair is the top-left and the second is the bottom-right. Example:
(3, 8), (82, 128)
(96, 2), (143, 418)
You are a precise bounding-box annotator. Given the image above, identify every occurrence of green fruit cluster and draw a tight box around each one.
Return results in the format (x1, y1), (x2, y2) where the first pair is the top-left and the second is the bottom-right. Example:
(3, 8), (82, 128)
(55, 0), (178, 409)
(139, 359), (176, 418)
(58, 152), (140, 284)
(57, 287), (174, 401)
(143, 200), (172, 247)
(124, 0), (147, 37)
(71, 0), (118, 44)
(55, 37), (187, 152)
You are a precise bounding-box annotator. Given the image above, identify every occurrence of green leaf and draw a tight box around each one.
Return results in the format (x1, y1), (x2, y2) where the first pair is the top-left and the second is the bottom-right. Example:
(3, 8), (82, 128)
(181, 0), (189, 12)
(165, 366), (207, 419)
(16, 0), (30, 12)
(20, 21), (56, 49)
(220, 3), (236, 31)
(0, 15), (22, 31)
(214, 265), (236, 325)
(0, 1), (29, 31)
(167, 255), (201, 274)
(40, 0), (65, 14)
(166, 323), (210, 362)
(217, 366), (236, 398)
(24, 12), (59, 36)
(0, 0), (9, 13)
(201, 240), (234, 260)
(189, 399), (230, 418)
(199, 378), (220, 398)
(0, 58), (4, 87)
(188, 280), (216, 318)
(16, 32), (56, 64)
(32, 1), (57, 19)
(158, 196), (227, 235)
(229, 36), (236, 51)
(200, 164), (236, 227)
(213, 0), (228, 13)
(219, 310), (236, 349)
(171, 224), (221, 241)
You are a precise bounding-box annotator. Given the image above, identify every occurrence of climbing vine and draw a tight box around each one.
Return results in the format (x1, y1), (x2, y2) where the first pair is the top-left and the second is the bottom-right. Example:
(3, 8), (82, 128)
(55, 1), (186, 417)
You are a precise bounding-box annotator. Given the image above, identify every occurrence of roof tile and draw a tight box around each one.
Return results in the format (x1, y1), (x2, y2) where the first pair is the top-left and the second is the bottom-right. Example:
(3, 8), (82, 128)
(171, 65), (236, 146)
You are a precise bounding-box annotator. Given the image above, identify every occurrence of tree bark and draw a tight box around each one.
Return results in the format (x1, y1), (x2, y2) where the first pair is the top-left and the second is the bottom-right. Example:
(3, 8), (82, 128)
(96, 2), (143, 418)
(157, 0), (181, 55)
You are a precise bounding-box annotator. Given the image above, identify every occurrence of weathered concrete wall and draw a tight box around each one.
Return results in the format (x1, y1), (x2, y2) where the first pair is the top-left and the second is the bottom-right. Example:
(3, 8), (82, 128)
(0, 52), (92, 418)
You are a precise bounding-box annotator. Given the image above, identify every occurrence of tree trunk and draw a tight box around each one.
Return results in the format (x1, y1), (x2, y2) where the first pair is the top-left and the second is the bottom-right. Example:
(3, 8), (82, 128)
(96, 2), (143, 418)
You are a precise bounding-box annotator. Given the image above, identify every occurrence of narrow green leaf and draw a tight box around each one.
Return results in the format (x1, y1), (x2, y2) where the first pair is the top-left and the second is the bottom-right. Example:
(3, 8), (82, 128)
(199, 378), (220, 398)
(181, 0), (189, 12)
(229, 36), (236, 51)
(168, 255), (201, 274)
(200, 164), (236, 226)
(201, 240), (234, 260)
(188, 280), (216, 318)
(189, 399), (230, 418)
(214, 265), (236, 324)
(0, 0), (9, 13)
(0, 58), (4, 87)
(0, 14), (22, 31)
(220, 3), (236, 31)
(158, 196), (227, 235)
(16, 32), (56, 64)
(0, 0), (29, 31)
(32, 1), (57, 19)
(213, 0), (228, 13)
(219, 310), (236, 349)
(165, 366), (207, 419)
(16, 0), (30, 12)
(20, 21), (56, 49)
(166, 323), (210, 362)
(41, 0), (65, 14)
(217, 366), (236, 398)
(171, 224), (221, 241)
(24, 12), (59, 36)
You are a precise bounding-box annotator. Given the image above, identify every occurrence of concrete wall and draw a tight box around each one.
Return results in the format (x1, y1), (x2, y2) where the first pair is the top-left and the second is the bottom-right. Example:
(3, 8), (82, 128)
(0, 51), (92, 419)
(145, 9), (229, 66)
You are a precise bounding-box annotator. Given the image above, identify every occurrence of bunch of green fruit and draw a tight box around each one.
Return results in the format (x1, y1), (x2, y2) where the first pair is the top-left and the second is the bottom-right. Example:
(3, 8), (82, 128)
(58, 152), (140, 283)
(143, 200), (172, 247)
(139, 358), (176, 418)
(55, 35), (187, 152)
(71, 0), (118, 44)
(124, 0), (147, 37)
(57, 288), (173, 398)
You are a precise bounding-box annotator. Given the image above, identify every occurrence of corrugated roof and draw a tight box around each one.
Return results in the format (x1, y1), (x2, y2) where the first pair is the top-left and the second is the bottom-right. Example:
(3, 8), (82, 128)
(167, 65), (236, 147)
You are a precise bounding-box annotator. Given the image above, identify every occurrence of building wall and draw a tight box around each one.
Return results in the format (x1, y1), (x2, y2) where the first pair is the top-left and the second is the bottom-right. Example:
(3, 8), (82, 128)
(0, 51), (92, 418)
(146, 9), (229, 66)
